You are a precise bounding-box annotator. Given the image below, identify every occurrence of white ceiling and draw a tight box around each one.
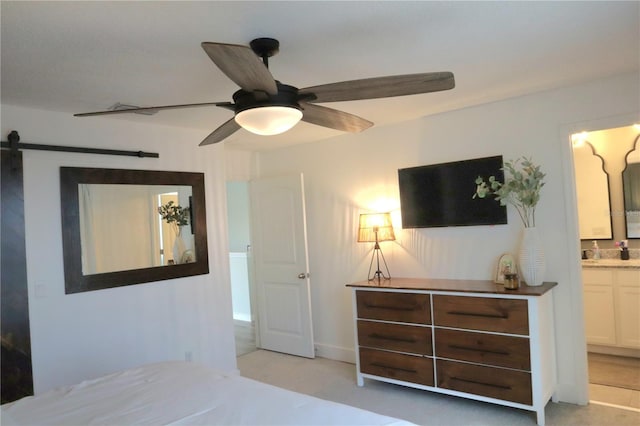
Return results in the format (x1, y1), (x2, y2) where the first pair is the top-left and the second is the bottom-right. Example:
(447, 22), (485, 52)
(2, 1), (638, 151)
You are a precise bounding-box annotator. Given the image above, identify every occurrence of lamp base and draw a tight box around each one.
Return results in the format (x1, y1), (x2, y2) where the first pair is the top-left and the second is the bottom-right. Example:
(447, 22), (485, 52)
(367, 244), (391, 282)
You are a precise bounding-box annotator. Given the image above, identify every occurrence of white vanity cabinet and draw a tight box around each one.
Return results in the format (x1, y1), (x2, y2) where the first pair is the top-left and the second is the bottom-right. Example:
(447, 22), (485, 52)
(615, 270), (640, 348)
(582, 267), (640, 349)
(582, 269), (617, 346)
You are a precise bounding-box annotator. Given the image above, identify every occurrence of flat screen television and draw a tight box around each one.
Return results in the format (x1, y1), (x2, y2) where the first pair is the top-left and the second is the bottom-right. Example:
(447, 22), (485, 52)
(398, 155), (507, 228)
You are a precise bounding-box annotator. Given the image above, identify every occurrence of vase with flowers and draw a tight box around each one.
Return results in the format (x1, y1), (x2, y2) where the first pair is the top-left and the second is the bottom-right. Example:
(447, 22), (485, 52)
(615, 240), (630, 260)
(158, 200), (190, 264)
(474, 157), (546, 285)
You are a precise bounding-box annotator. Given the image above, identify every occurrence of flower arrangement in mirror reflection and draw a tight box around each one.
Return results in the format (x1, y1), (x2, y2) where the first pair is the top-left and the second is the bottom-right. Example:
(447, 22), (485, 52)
(158, 201), (190, 235)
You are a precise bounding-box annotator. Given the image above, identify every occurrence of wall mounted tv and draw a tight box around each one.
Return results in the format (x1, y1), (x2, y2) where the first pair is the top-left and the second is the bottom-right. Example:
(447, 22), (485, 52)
(398, 155), (507, 228)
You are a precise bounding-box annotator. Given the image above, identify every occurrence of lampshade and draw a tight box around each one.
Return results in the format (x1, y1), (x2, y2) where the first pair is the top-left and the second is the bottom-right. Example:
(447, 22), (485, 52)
(235, 105), (303, 136)
(357, 212), (395, 243)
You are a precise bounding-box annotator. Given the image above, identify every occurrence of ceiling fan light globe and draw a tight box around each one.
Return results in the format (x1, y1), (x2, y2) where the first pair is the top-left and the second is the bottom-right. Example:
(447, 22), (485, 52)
(235, 106), (303, 136)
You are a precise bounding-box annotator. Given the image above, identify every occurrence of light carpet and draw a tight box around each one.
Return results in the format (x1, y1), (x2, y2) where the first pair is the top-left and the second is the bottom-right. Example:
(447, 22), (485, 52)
(238, 349), (640, 426)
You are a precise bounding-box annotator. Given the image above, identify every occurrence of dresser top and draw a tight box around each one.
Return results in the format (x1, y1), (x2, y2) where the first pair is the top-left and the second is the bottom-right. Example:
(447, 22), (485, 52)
(346, 277), (557, 296)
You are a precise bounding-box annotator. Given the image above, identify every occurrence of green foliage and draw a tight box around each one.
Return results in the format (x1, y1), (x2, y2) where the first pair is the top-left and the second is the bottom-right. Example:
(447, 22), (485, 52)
(474, 157), (545, 227)
(158, 200), (190, 227)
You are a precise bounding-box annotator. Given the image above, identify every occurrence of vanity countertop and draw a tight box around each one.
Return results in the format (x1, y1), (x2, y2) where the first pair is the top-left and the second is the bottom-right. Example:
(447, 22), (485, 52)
(581, 259), (640, 269)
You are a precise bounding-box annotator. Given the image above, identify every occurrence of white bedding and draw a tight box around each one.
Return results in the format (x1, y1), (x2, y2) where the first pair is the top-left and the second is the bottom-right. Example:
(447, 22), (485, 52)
(1, 361), (414, 425)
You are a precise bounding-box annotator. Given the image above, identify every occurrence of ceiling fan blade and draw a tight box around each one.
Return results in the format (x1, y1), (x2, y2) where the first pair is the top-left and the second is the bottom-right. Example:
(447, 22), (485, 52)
(199, 118), (241, 146)
(201, 42), (277, 95)
(300, 103), (373, 133)
(74, 102), (234, 117)
(300, 72), (455, 103)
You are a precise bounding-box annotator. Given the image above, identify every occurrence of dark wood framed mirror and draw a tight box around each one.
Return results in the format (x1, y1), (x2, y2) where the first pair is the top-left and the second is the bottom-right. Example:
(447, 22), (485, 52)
(622, 134), (640, 239)
(61, 167), (209, 294)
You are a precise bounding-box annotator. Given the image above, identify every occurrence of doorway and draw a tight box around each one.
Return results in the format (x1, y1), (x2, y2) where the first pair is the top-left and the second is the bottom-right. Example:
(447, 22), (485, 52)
(226, 175), (315, 359)
(226, 181), (257, 356)
(570, 124), (640, 410)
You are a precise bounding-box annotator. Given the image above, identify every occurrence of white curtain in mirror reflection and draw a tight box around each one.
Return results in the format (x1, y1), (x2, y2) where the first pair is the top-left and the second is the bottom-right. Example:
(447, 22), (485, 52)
(79, 184), (194, 275)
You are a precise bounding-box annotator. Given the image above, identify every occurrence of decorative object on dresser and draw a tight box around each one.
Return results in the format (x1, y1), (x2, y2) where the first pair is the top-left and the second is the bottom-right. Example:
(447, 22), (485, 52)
(519, 227), (545, 286)
(475, 157), (546, 286)
(357, 212), (395, 281)
(495, 253), (517, 284)
(348, 277), (558, 426)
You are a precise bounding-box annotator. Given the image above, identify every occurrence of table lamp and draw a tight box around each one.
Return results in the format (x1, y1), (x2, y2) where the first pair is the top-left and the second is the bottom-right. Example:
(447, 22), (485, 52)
(357, 212), (395, 281)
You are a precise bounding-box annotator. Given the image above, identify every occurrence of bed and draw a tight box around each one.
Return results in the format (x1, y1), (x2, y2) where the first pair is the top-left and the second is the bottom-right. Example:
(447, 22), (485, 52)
(1, 361), (414, 425)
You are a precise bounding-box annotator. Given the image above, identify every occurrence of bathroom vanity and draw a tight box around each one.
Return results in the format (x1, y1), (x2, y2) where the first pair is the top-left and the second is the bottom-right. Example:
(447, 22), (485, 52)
(582, 259), (640, 355)
(347, 278), (557, 425)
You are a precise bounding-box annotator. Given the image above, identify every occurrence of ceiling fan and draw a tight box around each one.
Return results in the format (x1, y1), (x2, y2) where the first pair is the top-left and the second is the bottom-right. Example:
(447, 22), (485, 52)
(74, 38), (455, 146)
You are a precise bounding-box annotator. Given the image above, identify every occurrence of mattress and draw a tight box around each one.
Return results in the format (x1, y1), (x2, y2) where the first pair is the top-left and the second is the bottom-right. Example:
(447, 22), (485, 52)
(1, 361), (414, 425)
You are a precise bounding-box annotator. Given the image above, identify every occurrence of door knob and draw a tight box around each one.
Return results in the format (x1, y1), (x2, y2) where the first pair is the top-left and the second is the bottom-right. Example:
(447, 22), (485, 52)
(298, 273), (308, 279)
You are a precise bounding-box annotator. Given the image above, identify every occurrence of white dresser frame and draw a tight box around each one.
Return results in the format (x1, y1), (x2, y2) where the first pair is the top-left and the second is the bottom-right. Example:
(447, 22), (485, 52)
(351, 287), (558, 425)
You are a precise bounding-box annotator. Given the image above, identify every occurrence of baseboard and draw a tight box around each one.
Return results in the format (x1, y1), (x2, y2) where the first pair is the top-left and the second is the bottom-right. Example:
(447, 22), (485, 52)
(233, 319), (253, 328)
(314, 343), (355, 364)
(554, 382), (589, 405)
(587, 344), (640, 358)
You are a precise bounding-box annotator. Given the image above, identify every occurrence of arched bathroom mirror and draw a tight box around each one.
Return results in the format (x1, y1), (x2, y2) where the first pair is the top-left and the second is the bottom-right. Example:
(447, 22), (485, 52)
(61, 167), (209, 294)
(573, 141), (613, 240)
(622, 135), (640, 239)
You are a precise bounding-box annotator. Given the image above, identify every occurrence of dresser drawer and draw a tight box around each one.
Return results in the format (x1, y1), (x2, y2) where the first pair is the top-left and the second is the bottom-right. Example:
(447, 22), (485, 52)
(434, 328), (530, 370)
(357, 291), (430, 324)
(436, 359), (532, 405)
(433, 295), (528, 335)
(359, 347), (434, 386)
(358, 320), (432, 355)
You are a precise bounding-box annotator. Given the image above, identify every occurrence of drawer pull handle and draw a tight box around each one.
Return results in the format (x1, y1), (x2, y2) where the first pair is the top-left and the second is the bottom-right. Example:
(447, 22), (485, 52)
(450, 376), (511, 390)
(365, 303), (417, 311)
(371, 363), (417, 374)
(370, 333), (417, 343)
(446, 310), (508, 319)
(448, 344), (509, 356)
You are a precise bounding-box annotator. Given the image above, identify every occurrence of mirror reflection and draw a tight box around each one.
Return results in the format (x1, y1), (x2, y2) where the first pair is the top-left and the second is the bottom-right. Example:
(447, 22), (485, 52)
(623, 136), (640, 238)
(79, 184), (194, 275)
(573, 141), (613, 240)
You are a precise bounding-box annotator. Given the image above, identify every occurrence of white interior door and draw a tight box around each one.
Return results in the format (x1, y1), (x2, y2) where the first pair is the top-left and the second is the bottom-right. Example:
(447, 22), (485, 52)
(250, 174), (314, 358)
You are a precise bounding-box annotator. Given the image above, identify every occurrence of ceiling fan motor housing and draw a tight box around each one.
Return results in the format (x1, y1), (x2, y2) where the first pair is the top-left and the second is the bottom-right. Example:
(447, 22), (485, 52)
(232, 82), (302, 114)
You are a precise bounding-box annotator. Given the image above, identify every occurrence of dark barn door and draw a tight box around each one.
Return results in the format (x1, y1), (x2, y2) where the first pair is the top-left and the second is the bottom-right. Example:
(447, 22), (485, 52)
(1, 149), (34, 402)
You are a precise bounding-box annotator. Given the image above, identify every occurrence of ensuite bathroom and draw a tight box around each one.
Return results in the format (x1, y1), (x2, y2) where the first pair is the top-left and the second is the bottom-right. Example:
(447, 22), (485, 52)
(572, 124), (640, 409)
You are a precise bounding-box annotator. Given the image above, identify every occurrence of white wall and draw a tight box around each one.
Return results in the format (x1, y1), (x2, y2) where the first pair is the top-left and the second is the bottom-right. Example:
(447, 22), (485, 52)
(1, 105), (237, 393)
(253, 72), (640, 404)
